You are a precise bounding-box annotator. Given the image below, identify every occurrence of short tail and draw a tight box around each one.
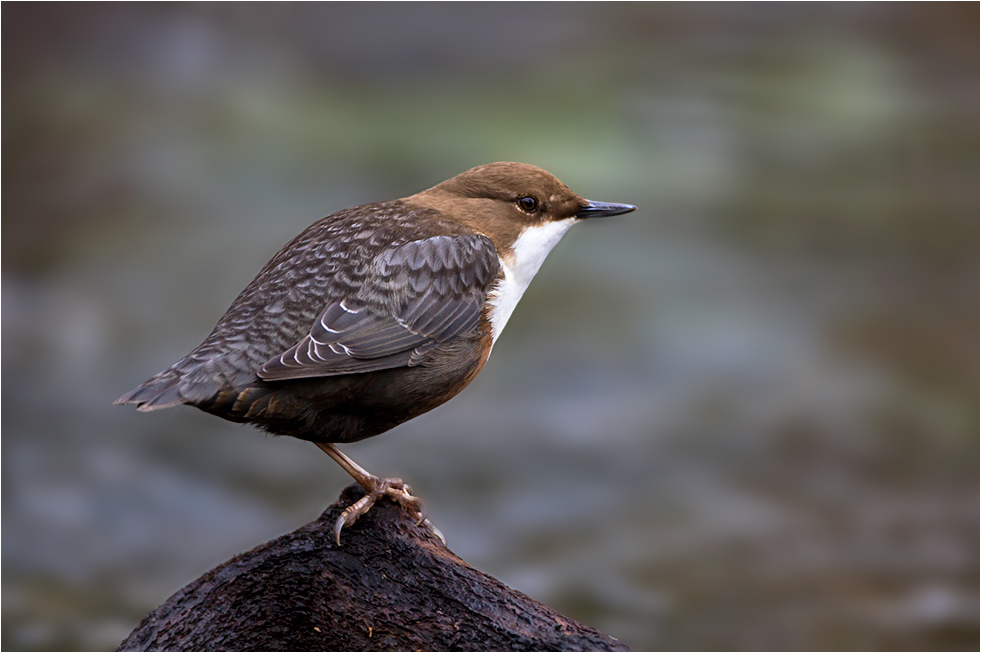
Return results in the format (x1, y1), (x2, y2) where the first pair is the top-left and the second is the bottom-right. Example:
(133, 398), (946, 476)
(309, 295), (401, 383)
(116, 339), (262, 414)
(115, 372), (186, 411)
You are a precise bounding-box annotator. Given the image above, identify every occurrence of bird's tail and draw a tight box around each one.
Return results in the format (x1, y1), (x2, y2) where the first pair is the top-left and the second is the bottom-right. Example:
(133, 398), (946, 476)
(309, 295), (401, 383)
(115, 370), (189, 411)
(115, 347), (236, 412)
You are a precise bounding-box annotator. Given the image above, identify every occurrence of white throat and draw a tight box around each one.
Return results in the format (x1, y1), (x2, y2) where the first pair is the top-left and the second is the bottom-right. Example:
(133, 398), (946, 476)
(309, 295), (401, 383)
(487, 217), (577, 345)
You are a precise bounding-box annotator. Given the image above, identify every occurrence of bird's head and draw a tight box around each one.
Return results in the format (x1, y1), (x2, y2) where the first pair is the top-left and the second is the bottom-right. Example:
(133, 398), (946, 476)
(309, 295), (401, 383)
(409, 162), (635, 255)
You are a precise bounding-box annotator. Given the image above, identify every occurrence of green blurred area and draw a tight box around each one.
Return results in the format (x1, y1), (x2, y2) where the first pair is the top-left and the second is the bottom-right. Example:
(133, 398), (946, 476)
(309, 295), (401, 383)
(3, 4), (977, 651)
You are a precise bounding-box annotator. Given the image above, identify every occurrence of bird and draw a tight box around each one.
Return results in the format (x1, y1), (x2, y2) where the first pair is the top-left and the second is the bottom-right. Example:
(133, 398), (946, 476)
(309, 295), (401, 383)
(116, 162), (636, 543)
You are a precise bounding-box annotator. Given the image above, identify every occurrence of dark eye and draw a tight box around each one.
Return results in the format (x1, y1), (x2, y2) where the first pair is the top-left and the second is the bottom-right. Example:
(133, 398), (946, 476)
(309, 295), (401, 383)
(517, 196), (538, 212)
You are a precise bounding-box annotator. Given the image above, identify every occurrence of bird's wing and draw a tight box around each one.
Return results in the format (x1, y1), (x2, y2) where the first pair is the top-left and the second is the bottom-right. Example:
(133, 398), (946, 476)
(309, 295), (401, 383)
(257, 233), (500, 380)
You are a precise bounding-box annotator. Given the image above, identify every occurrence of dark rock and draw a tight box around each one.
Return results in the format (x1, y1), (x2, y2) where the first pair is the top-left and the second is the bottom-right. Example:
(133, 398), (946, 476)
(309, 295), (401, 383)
(118, 484), (629, 652)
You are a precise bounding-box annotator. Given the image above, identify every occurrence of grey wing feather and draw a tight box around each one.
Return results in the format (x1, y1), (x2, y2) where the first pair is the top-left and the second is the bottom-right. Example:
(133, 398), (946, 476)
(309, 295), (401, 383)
(258, 233), (499, 381)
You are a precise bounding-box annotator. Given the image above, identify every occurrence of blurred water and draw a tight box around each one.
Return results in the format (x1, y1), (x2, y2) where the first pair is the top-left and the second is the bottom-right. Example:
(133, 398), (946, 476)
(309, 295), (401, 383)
(3, 4), (977, 651)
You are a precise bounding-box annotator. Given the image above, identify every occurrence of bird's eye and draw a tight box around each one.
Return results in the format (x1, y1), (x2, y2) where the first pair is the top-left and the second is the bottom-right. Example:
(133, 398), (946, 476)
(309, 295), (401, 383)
(517, 196), (538, 213)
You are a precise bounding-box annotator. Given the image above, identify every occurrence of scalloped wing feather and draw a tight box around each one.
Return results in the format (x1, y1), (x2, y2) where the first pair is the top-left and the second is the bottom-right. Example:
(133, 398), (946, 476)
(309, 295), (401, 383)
(258, 234), (499, 381)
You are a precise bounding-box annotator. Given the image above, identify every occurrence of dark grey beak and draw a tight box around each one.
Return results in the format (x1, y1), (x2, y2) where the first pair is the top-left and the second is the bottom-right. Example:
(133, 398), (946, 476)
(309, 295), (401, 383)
(577, 200), (637, 219)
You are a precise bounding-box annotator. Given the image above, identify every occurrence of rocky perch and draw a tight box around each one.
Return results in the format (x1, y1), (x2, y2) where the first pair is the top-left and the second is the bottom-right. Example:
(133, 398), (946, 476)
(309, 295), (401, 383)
(118, 483), (629, 651)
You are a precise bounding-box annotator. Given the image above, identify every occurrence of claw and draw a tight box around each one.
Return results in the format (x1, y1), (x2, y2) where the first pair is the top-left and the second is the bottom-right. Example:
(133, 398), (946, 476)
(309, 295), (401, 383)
(316, 443), (443, 547)
(426, 520), (446, 546)
(380, 481), (426, 525)
(333, 476), (434, 545)
(332, 481), (447, 547)
(334, 491), (379, 545)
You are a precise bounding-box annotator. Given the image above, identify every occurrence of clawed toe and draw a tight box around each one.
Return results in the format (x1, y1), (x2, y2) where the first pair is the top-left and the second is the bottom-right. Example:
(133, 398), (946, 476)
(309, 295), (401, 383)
(315, 443), (442, 546)
(384, 484), (427, 525)
(333, 477), (441, 545)
(333, 490), (378, 545)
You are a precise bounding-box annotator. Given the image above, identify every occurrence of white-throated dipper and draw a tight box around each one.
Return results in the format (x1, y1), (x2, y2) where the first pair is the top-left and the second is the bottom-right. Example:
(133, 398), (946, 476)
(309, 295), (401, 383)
(117, 162), (636, 543)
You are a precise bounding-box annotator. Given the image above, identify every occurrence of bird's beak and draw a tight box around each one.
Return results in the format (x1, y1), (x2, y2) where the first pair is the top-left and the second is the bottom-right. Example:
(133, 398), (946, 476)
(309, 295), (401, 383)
(577, 200), (637, 219)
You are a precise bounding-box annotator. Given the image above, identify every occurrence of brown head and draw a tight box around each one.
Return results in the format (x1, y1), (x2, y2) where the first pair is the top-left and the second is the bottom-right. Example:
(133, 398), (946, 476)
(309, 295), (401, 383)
(406, 162), (635, 255)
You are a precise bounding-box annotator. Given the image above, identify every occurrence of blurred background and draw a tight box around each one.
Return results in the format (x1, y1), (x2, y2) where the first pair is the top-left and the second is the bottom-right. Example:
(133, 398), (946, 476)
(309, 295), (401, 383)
(3, 3), (977, 650)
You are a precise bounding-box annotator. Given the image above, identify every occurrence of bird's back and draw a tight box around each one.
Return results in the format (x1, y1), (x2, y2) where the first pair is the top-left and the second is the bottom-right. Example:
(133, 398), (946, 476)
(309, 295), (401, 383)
(117, 200), (485, 423)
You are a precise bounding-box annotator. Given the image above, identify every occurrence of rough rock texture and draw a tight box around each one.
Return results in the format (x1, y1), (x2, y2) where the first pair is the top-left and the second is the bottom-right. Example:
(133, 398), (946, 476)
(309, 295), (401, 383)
(118, 484), (629, 651)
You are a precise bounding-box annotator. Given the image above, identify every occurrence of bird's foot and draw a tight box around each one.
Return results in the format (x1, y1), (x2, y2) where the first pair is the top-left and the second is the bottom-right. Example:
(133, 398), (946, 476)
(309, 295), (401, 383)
(334, 476), (445, 546)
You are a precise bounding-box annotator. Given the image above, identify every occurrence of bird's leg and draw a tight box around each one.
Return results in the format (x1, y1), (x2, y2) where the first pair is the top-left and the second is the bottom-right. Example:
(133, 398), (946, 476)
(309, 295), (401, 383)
(314, 442), (443, 545)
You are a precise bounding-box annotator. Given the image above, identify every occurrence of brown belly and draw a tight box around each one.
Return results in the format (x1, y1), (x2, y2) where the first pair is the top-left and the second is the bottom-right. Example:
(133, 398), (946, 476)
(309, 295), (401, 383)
(197, 333), (493, 444)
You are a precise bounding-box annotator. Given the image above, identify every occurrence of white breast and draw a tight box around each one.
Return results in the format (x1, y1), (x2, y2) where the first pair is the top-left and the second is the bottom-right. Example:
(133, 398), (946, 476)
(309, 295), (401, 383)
(486, 217), (577, 345)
